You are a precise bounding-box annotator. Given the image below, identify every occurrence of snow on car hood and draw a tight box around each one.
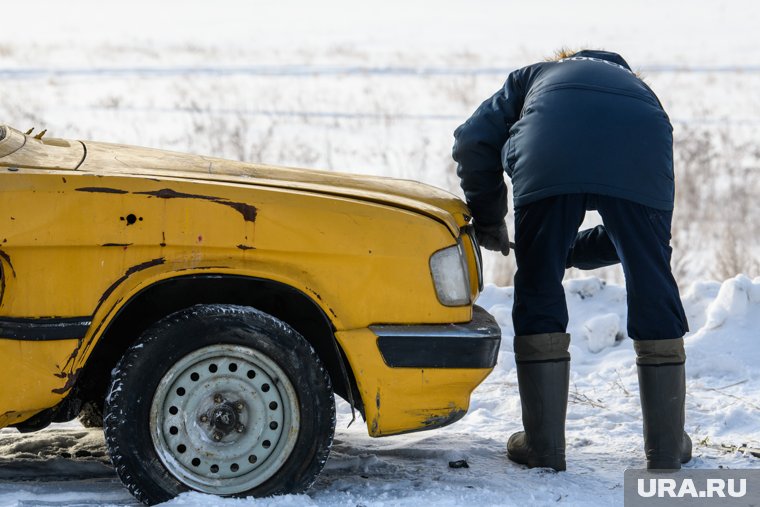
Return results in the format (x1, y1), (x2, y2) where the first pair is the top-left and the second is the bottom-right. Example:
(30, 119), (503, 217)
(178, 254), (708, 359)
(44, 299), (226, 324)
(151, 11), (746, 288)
(76, 140), (471, 234)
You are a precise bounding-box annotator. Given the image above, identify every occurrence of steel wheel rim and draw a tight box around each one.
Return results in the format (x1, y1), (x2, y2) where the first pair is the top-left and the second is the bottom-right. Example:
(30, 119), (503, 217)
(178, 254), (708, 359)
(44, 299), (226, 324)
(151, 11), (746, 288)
(149, 344), (300, 494)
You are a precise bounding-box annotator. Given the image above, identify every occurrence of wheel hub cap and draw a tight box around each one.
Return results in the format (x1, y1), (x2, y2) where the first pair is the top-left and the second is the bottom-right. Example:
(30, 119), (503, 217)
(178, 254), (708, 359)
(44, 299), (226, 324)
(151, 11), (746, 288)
(149, 344), (300, 494)
(208, 400), (239, 435)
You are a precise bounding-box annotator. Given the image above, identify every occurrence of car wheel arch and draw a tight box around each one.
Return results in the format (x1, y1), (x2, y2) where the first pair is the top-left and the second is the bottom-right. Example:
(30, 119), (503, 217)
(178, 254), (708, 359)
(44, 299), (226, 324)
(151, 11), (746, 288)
(75, 274), (363, 424)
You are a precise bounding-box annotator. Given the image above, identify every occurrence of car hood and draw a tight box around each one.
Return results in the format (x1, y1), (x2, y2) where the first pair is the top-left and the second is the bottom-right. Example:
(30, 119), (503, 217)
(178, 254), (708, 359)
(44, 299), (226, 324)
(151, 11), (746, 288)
(0, 126), (470, 234)
(81, 141), (471, 234)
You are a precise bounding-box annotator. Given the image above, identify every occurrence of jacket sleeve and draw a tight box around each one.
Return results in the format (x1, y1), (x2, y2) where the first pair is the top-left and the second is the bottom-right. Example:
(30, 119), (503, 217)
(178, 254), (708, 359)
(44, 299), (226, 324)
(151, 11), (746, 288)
(452, 69), (527, 225)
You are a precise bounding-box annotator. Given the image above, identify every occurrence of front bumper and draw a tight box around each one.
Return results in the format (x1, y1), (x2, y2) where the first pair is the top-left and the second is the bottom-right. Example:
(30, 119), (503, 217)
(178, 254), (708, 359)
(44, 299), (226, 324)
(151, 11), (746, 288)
(371, 306), (501, 368)
(335, 306), (502, 437)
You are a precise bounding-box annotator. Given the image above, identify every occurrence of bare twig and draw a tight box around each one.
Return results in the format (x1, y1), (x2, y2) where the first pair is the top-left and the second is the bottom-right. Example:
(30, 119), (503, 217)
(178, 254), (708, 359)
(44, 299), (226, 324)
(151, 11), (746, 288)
(611, 369), (630, 396)
(569, 385), (606, 409)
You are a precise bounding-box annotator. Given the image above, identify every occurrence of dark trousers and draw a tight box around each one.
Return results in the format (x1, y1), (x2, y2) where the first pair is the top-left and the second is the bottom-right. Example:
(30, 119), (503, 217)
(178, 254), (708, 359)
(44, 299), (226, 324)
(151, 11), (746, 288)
(512, 194), (688, 340)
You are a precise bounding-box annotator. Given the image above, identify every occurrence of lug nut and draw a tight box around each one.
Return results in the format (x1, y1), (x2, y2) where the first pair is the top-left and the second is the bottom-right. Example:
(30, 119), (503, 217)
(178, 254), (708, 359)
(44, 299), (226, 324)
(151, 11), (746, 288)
(199, 414), (208, 423)
(236, 424), (245, 433)
(235, 401), (244, 412)
(214, 394), (223, 404)
(213, 431), (224, 442)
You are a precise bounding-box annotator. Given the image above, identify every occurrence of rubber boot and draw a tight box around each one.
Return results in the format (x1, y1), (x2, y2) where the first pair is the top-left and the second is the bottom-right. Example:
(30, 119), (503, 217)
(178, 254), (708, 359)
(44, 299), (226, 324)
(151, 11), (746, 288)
(635, 338), (692, 470)
(507, 333), (570, 472)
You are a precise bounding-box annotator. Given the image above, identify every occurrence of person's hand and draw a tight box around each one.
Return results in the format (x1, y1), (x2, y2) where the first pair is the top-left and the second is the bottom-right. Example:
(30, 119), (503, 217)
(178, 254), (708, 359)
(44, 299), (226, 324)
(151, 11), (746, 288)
(474, 220), (510, 256)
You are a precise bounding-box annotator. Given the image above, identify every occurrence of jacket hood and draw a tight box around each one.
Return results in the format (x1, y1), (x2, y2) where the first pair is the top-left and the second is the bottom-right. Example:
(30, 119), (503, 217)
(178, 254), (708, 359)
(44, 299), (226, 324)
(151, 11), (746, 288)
(572, 50), (632, 71)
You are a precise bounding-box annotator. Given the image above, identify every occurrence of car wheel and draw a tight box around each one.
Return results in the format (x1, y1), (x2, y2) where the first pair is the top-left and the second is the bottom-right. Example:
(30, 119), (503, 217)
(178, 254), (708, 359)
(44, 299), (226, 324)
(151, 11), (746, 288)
(104, 304), (335, 505)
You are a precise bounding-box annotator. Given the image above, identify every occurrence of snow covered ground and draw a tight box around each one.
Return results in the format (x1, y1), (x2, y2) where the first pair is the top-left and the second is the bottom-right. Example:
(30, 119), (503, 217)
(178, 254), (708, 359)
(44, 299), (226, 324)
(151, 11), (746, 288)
(2, 275), (759, 506)
(1, 1), (759, 505)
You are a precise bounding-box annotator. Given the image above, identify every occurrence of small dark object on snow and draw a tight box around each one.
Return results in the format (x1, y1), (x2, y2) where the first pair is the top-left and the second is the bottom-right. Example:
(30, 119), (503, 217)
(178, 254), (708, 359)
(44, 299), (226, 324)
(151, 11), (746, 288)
(448, 459), (469, 469)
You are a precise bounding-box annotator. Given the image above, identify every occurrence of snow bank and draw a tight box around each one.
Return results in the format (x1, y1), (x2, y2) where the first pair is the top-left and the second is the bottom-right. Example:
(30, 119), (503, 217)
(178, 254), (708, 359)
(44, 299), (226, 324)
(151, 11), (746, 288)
(685, 275), (760, 379)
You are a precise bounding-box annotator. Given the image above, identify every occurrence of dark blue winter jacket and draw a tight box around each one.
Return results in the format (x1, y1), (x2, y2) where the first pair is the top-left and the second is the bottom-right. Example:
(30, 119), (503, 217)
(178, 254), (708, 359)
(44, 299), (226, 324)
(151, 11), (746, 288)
(452, 50), (674, 225)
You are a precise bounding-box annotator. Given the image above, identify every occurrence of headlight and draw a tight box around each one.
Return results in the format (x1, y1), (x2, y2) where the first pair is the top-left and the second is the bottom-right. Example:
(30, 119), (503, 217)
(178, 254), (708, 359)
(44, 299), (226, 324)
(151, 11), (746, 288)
(429, 242), (471, 306)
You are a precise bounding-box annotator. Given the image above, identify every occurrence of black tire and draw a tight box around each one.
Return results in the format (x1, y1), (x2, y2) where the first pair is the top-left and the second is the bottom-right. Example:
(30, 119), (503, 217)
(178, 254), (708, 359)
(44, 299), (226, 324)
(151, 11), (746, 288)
(104, 304), (335, 505)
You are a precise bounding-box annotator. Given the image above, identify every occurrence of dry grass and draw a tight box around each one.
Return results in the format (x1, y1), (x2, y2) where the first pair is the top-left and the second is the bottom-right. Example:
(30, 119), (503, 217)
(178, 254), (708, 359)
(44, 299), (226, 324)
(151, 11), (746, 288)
(672, 125), (760, 284)
(1, 71), (757, 287)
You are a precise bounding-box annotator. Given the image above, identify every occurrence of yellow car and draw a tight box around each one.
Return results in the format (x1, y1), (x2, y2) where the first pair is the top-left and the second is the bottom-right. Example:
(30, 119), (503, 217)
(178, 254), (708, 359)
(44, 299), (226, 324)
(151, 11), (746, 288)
(0, 125), (500, 504)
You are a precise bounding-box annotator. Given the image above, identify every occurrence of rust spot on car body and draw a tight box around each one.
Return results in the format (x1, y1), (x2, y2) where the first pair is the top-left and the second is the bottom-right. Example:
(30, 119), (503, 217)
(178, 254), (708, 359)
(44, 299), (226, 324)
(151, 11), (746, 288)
(75, 187), (129, 194)
(135, 188), (257, 223)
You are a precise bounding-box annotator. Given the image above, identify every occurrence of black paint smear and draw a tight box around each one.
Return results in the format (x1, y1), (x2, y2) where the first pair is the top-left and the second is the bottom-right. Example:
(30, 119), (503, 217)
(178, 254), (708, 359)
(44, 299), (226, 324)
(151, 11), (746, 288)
(75, 187), (129, 194)
(135, 188), (207, 200)
(0, 316), (91, 341)
(97, 257), (166, 307)
(0, 249), (16, 277)
(136, 188), (257, 223)
(51, 368), (81, 395)
(236, 244), (255, 250)
(223, 201), (258, 222)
